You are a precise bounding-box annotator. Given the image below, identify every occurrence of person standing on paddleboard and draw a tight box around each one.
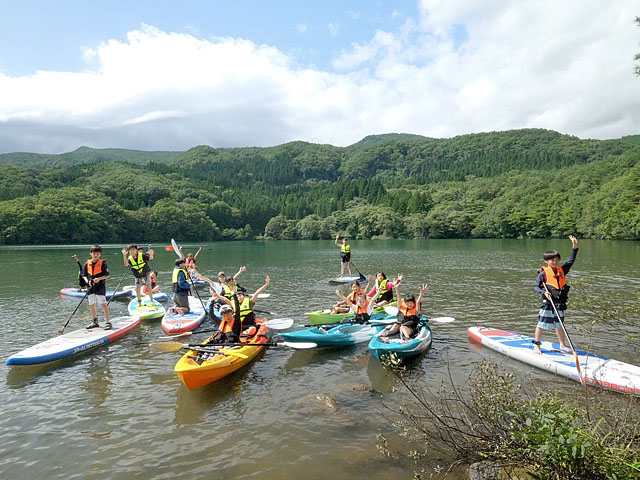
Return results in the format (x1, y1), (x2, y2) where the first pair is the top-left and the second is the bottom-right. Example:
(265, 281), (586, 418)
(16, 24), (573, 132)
(335, 234), (353, 278)
(168, 258), (192, 316)
(532, 235), (579, 355)
(82, 245), (112, 330)
(122, 244), (155, 306)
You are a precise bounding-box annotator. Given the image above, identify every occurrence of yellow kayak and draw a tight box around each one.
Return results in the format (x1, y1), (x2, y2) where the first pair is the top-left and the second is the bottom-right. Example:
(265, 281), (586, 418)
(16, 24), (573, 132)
(174, 324), (270, 390)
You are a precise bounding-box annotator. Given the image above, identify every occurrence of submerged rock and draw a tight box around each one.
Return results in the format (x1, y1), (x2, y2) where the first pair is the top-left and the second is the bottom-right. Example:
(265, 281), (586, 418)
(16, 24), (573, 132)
(296, 393), (338, 412)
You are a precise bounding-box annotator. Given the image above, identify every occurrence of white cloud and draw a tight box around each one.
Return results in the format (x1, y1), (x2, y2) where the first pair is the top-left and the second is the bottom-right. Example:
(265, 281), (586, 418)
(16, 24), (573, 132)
(295, 23), (308, 33)
(0, 3), (639, 154)
(328, 22), (340, 37)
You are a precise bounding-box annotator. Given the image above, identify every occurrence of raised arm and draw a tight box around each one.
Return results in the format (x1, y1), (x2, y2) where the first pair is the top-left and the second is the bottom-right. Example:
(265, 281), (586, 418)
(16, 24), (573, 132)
(121, 247), (129, 267)
(250, 276), (270, 305)
(233, 265), (247, 281)
(416, 284), (428, 312)
(211, 290), (232, 306)
(335, 289), (349, 303)
(194, 247), (202, 260)
(394, 274), (404, 300)
(334, 234), (340, 246)
(147, 245), (155, 260)
(364, 275), (372, 294)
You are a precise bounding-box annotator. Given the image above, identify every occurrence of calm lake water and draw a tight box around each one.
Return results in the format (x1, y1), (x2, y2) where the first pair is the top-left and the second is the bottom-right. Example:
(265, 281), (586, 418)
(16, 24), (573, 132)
(0, 239), (638, 479)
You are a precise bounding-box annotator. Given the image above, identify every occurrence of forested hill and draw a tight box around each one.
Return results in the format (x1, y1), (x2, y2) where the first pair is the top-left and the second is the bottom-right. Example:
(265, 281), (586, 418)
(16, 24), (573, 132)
(0, 128), (638, 244)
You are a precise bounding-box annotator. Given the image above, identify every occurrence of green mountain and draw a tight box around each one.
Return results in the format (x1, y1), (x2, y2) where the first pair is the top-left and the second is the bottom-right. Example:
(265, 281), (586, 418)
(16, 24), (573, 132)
(0, 146), (181, 168)
(0, 129), (638, 244)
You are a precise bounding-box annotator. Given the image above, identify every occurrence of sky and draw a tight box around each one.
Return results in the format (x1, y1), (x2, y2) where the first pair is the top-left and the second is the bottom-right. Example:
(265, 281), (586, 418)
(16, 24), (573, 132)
(0, 0), (638, 153)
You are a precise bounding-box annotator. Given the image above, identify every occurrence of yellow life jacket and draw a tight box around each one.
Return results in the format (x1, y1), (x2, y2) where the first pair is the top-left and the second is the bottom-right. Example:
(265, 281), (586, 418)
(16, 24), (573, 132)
(128, 252), (146, 274)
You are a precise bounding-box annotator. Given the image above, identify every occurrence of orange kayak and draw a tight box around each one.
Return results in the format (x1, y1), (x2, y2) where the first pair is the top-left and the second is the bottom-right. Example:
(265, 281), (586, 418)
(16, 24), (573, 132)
(174, 323), (271, 390)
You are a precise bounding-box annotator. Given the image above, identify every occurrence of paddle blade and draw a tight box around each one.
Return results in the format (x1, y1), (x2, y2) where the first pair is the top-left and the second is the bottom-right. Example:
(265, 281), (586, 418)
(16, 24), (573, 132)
(384, 306), (399, 316)
(256, 293), (270, 299)
(165, 246), (174, 252)
(171, 239), (184, 259)
(430, 316), (455, 323)
(264, 318), (294, 330)
(280, 341), (317, 350)
(150, 342), (186, 352)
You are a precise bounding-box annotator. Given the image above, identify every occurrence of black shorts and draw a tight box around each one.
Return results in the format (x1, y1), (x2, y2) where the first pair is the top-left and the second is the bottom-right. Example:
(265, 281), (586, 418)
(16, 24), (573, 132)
(341, 253), (351, 263)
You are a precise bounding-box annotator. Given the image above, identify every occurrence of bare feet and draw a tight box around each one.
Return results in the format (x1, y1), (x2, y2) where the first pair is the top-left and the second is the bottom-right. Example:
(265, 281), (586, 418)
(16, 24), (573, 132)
(559, 344), (573, 353)
(533, 345), (542, 355)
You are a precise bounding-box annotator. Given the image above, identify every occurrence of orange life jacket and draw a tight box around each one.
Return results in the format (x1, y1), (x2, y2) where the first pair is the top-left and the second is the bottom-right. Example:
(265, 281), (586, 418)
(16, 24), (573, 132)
(354, 301), (370, 315)
(541, 266), (566, 290)
(219, 315), (238, 335)
(86, 259), (105, 277)
(399, 300), (418, 317)
(347, 289), (364, 304)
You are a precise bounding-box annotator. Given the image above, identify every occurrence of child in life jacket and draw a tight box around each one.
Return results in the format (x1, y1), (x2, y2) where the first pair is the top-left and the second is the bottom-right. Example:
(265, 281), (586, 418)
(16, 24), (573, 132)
(335, 285), (384, 324)
(330, 277), (372, 314)
(378, 282), (429, 340)
(532, 235), (579, 355)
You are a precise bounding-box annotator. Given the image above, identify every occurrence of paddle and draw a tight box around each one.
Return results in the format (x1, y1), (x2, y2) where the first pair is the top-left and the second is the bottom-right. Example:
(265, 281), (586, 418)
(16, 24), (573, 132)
(542, 283), (586, 388)
(349, 260), (366, 280)
(158, 318), (295, 339)
(58, 263), (131, 334)
(58, 289), (90, 334)
(302, 317), (398, 328)
(383, 305), (455, 323)
(151, 340), (316, 352)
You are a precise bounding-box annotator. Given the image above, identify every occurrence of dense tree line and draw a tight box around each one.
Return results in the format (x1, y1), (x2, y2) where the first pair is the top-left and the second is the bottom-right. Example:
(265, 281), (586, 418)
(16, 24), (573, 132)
(0, 129), (638, 244)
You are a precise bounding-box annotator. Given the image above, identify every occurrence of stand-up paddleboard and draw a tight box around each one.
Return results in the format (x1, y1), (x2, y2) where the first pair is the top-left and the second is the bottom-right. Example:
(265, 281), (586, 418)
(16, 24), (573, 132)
(161, 296), (206, 334)
(468, 327), (640, 396)
(328, 274), (366, 285)
(122, 286), (169, 302)
(6, 316), (141, 366)
(60, 288), (131, 300)
(127, 297), (166, 320)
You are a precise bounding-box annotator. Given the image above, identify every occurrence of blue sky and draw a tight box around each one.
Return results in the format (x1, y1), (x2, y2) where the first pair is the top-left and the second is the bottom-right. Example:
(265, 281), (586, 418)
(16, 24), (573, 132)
(0, 1), (638, 153)
(0, 1), (420, 75)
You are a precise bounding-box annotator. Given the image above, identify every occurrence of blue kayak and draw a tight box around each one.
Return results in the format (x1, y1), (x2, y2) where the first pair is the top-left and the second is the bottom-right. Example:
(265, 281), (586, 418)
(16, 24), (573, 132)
(368, 320), (432, 361)
(279, 314), (395, 348)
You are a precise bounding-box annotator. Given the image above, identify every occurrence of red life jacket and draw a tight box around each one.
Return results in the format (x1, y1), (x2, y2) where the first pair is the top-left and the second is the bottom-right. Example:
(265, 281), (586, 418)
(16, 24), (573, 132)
(86, 259), (105, 277)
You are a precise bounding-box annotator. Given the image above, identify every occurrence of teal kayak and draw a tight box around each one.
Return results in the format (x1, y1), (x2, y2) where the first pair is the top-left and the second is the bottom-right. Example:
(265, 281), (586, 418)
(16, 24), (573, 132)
(368, 320), (432, 361)
(280, 314), (395, 348)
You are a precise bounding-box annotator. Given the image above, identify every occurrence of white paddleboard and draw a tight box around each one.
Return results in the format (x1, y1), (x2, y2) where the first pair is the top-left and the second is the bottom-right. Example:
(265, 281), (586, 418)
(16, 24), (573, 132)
(468, 326), (640, 396)
(6, 316), (141, 366)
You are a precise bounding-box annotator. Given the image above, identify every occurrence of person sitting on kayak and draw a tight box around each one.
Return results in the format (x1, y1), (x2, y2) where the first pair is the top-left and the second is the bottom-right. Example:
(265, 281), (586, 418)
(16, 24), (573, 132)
(368, 272), (400, 308)
(211, 276), (269, 332)
(335, 285), (383, 324)
(329, 277), (372, 314)
(82, 245), (112, 330)
(379, 283), (429, 340)
(335, 234), (352, 278)
(209, 294), (242, 344)
(73, 254), (89, 291)
(168, 258), (192, 316)
(532, 235), (579, 355)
